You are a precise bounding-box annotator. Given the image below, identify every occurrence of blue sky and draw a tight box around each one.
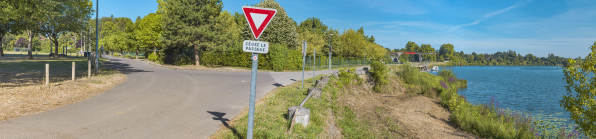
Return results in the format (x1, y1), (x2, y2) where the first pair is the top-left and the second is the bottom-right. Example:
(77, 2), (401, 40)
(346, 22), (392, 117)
(97, 0), (596, 58)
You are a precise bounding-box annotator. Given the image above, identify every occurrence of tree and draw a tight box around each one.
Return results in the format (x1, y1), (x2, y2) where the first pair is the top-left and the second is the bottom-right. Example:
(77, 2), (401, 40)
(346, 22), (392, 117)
(340, 28), (365, 58)
(439, 43), (455, 60)
(41, 0), (93, 57)
(129, 16), (141, 59)
(240, 0), (299, 49)
(137, 13), (162, 55)
(324, 28), (343, 57)
(421, 44), (436, 62)
(561, 42), (596, 138)
(297, 17), (327, 35)
(215, 10), (241, 51)
(0, 23), (11, 56)
(9, 0), (61, 58)
(161, 0), (223, 66)
(297, 30), (324, 57)
(405, 41), (420, 62)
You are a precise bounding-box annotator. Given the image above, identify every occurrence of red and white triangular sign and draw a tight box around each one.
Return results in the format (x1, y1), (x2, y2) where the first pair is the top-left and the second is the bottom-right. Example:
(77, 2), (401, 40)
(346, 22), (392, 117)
(242, 6), (277, 40)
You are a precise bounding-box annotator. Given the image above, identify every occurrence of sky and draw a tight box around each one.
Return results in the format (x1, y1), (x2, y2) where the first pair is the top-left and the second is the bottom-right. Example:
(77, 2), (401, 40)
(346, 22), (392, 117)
(96, 0), (596, 58)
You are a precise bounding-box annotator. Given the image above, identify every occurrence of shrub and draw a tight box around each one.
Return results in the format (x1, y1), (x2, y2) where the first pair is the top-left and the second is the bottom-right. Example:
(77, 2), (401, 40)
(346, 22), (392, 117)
(148, 52), (159, 61)
(336, 68), (361, 87)
(370, 61), (388, 92)
(175, 54), (192, 66)
(398, 61), (418, 84)
(438, 69), (456, 80)
(200, 43), (302, 71)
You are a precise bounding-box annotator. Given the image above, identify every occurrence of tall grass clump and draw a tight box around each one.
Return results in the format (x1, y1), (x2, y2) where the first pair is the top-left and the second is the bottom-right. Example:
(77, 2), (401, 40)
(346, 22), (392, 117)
(398, 61), (419, 84)
(436, 75), (584, 138)
(370, 61), (389, 92)
(438, 69), (456, 80)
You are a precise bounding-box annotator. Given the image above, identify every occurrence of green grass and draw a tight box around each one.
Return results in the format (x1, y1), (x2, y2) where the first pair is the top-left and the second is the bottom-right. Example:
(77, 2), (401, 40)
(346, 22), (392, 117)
(211, 75), (333, 139)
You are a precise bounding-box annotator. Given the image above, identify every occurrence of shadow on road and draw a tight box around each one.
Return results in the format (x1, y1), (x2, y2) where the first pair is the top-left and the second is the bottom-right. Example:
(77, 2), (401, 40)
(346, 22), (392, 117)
(103, 59), (153, 74)
(207, 111), (243, 139)
(272, 83), (284, 87)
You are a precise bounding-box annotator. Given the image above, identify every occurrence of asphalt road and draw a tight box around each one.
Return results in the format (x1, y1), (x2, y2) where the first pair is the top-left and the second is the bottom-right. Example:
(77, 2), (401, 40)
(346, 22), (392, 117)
(0, 56), (364, 139)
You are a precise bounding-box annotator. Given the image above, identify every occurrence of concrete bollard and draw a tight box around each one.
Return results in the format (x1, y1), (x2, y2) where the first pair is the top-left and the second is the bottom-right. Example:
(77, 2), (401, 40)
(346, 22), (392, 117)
(308, 87), (322, 99)
(72, 62), (75, 81)
(88, 60), (91, 78)
(288, 106), (310, 127)
(46, 64), (49, 88)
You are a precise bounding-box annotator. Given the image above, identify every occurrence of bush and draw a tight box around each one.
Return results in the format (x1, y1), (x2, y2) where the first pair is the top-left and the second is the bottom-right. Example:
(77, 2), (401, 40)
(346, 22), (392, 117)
(398, 61), (418, 84)
(438, 69), (456, 80)
(148, 52), (159, 61)
(370, 61), (388, 92)
(175, 54), (192, 66)
(200, 43), (302, 71)
(336, 68), (361, 87)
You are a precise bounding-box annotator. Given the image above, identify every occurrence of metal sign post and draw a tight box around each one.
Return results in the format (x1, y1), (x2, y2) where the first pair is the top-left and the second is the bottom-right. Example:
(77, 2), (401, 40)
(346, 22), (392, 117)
(242, 6), (277, 139)
(313, 49), (316, 84)
(302, 41), (306, 88)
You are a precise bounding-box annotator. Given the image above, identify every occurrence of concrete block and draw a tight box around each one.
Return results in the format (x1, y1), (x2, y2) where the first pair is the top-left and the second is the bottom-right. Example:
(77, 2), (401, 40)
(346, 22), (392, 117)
(321, 76), (329, 83)
(316, 80), (326, 88)
(288, 106), (310, 127)
(308, 87), (322, 99)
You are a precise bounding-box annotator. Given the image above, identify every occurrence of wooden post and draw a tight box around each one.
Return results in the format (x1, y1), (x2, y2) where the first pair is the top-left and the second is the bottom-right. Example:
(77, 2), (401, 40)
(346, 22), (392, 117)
(46, 64), (49, 88)
(72, 62), (75, 81)
(88, 60), (91, 78)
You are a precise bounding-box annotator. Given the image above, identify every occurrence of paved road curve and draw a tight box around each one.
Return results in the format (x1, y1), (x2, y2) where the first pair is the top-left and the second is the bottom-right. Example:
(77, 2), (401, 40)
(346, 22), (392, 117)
(0, 56), (362, 138)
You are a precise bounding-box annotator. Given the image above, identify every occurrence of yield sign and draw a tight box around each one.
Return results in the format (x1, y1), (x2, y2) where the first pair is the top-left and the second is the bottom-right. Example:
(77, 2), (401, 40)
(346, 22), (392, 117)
(242, 6), (277, 40)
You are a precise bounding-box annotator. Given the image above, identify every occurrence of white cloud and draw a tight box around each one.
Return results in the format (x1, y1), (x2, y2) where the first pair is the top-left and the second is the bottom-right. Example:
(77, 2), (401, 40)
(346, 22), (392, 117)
(455, 0), (533, 28)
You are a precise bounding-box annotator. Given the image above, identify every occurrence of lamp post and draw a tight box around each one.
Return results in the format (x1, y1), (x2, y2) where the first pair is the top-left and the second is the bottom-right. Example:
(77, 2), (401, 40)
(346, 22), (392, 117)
(95, 0), (99, 74)
(328, 34), (332, 75)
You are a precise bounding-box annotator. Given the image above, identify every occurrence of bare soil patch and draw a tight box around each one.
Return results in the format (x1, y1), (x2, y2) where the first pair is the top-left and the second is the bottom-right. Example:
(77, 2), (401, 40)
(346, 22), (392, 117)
(336, 76), (479, 138)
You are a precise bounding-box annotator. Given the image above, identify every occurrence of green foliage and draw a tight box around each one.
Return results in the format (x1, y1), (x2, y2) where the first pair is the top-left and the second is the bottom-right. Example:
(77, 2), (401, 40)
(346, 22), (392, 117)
(161, 0), (224, 65)
(241, 0), (299, 49)
(370, 61), (388, 92)
(136, 13), (161, 50)
(438, 69), (456, 80)
(201, 43), (302, 71)
(336, 68), (362, 87)
(175, 54), (191, 66)
(561, 42), (596, 138)
(340, 29), (366, 58)
(148, 52), (159, 61)
(439, 43), (455, 60)
(297, 17), (328, 35)
(398, 61), (418, 84)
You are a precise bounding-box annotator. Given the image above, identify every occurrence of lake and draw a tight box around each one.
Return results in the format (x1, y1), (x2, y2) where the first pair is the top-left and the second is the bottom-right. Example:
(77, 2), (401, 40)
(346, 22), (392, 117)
(429, 66), (578, 130)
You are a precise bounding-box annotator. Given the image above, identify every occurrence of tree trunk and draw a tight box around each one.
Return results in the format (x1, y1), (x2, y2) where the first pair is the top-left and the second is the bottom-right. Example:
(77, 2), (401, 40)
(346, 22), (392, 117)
(0, 38), (4, 56)
(195, 44), (200, 66)
(26, 30), (34, 59)
(136, 48), (138, 59)
(53, 39), (59, 58)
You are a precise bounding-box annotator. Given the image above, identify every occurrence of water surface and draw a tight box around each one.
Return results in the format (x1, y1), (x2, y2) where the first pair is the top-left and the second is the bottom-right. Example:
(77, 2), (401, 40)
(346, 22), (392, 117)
(429, 66), (576, 128)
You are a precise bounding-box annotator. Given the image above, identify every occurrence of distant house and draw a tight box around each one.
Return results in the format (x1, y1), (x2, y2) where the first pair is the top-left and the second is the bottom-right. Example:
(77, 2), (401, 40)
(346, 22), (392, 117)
(444, 57), (450, 62)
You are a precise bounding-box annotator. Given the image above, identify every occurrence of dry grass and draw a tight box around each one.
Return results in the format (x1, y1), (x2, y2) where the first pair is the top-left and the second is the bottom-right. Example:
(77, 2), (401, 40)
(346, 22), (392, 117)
(0, 52), (126, 122)
(0, 71), (126, 122)
(333, 73), (478, 138)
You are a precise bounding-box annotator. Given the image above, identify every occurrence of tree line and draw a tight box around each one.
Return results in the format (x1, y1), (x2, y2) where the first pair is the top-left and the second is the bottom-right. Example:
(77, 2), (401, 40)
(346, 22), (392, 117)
(392, 41), (579, 67)
(93, 0), (388, 69)
(0, 0), (93, 58)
